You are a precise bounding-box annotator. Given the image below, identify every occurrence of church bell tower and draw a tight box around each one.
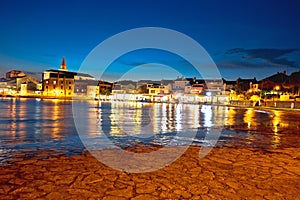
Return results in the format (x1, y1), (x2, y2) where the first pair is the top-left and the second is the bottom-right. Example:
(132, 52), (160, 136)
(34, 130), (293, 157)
(59, 57), (68, 71)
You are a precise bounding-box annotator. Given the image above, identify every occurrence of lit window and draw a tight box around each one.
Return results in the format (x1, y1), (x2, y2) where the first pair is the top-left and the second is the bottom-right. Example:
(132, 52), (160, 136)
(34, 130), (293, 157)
(45, 81), (48, 84)
(53, 81), (56, 85)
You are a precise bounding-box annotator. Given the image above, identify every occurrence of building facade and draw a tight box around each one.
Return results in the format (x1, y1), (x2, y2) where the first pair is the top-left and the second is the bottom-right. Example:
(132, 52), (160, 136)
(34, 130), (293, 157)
(42, 57), (95, 97)
(0, 70), (40, 95)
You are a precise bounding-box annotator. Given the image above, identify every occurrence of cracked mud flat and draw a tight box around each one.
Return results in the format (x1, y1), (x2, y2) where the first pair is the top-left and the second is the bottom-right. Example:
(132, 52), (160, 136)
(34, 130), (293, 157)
(1, 146), (300, 199)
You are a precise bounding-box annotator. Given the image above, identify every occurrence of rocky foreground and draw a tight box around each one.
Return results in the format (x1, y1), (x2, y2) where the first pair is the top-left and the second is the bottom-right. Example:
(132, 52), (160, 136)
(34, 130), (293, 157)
(0, 146), (300, 199)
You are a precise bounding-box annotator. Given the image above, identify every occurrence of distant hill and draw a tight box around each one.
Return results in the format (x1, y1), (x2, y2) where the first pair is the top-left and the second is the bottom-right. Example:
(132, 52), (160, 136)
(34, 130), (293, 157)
(260, 72), (288, 83)
(286, 71), (300, 85)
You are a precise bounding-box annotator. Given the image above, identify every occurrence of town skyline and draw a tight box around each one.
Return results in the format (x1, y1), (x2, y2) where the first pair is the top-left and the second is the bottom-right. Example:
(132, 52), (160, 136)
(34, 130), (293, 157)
(1, 57), (299, 96)
(0, 63), (297, 83)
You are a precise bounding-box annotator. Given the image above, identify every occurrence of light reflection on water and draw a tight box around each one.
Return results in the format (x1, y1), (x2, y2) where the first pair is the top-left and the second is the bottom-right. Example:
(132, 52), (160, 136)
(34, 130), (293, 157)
(1, 97), (300, 163)
(105, 102), (203, 136)
(0, 98), (82, 163)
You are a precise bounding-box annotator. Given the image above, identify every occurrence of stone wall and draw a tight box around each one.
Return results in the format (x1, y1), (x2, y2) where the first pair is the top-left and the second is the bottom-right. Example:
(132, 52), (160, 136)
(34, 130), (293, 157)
(264, 101), (300, 109)
(230, 100), (300, 109)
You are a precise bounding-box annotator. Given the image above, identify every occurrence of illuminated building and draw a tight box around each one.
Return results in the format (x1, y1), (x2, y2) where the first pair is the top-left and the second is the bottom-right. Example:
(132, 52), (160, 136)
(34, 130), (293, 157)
(112, 80), (137, 94)
(259, 71), (287, 91)
(0, 70), (40, 95)
(173, 76), (189, 94)
(143, 83), (170, 96)
(42, 57), (95, 97)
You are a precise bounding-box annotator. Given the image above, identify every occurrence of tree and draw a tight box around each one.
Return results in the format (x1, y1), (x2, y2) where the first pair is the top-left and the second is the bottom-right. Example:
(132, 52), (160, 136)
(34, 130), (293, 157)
(136, 85), (148, 94)
(100, 89), (111, 95)
(233, 84), (244, 95)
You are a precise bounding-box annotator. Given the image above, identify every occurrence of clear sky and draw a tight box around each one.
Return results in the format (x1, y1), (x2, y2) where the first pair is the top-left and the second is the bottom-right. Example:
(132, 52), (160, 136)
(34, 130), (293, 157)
(0, 0), (300, 81)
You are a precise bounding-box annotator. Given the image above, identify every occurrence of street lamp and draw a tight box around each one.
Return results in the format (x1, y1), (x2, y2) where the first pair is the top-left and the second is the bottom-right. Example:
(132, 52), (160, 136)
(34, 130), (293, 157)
(273, 85), (280, 105)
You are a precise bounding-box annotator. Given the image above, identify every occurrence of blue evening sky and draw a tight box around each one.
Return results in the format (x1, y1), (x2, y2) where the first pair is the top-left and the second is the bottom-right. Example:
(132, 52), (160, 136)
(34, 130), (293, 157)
(0, 0), (300, 81)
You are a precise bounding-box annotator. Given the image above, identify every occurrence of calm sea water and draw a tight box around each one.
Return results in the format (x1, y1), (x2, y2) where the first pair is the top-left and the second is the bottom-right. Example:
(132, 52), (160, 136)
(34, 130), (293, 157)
(1, 97), (300, 163)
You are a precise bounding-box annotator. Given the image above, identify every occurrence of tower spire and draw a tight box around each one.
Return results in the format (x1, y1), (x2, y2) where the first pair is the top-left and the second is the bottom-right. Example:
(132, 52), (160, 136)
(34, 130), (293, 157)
(59, 57), (67, 71)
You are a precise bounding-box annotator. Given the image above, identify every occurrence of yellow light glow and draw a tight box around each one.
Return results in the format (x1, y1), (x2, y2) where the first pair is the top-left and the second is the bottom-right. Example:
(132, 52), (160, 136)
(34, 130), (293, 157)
(272, 132), (281, 148)
(270, 110), (285, 148)
(243, 108), (255, 129)
(224, 107), (236, 126)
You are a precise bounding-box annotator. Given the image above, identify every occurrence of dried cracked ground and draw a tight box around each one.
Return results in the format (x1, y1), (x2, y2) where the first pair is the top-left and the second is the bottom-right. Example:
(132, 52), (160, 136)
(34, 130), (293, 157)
(1, 146), (300, 199)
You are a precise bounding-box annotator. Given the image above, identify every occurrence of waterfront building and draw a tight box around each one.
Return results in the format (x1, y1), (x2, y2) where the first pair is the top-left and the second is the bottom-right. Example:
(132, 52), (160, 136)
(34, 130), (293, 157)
(6, 70), (26, 79)
(185, 78), (206, 94)
(136, 80), (161, 89)
(160, 79), (173, 92)
(259, 71), (287, 91)
(112, 80), (136, 94)
(222, 79), (236, 92)
(143, 83), (170, 96)
(1, 70), (40, 95)
(234, 77), (258, 92)
(284, 71), (300, 96)
(0, 80), (16, 95)
(98, 80), (114, 94)
(173, 76), (224, 96)
(189, 83), (205, 94)
(111, 84), (124, 94)
(42, 57), (95, 97)
(173, 76), (189, 93)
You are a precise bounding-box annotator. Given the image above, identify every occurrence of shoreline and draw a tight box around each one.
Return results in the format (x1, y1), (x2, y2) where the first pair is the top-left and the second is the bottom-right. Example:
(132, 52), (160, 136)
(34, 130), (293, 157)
(1, 145), (299, 199)
(228, 104), (300, 112)
(2, 95), (300, 112)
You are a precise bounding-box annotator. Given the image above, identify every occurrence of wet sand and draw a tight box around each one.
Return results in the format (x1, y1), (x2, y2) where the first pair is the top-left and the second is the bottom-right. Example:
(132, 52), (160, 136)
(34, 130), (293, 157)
(1, 146), (300, 199)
